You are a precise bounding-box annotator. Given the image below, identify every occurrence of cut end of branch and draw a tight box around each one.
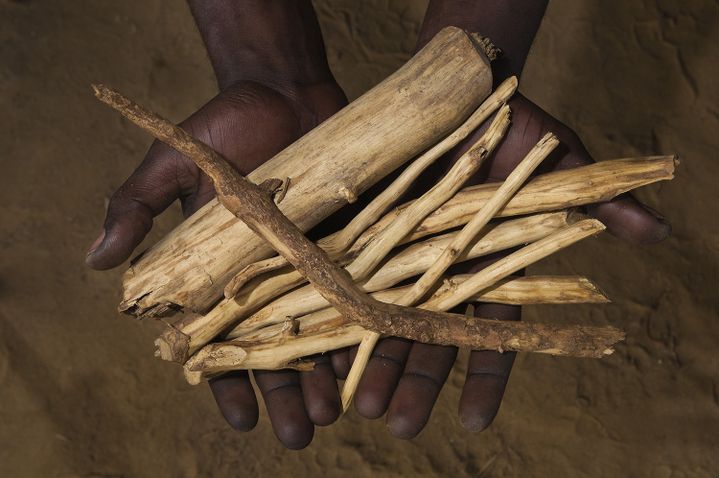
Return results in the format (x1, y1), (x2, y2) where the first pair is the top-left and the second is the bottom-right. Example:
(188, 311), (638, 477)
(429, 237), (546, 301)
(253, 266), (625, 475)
(183, 367), (205, 386)
(185, 343), (249, 373)
(154, 327), (191, 363)
(468, 33), (502, 61)
(578, 277), (611, 303)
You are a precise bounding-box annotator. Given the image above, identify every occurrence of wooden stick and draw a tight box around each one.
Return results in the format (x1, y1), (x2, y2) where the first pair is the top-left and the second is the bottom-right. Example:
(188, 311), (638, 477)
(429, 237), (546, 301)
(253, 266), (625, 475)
(96, 87), (623, 367)
(217, 154), (674, 336)
(466, 274), (610, 305)
(159, 105), (511, 360)
(424, 219), (605, 312)
(230, 274), (609, 342)
(403, 133), (559, 305)
(223, 77), (518, 298)
(228, 211), (570, 338)
(185, 218), (613, 382)
(185, 324), (370, 384)
(341, 132), (559, 409)
(167, 153), (674, 361)
(120, 27), (495, 318)
(353, 155), (677, 253)
(345, 104), (511, 279)
(187, 317), (621, 378)
(224, 256), (289, 299)
(186, 275), (610, 383)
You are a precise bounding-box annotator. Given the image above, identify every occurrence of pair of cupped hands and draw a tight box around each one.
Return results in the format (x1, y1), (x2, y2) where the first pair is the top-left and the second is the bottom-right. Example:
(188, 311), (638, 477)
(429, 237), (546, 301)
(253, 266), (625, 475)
(85, 37), (668, 450)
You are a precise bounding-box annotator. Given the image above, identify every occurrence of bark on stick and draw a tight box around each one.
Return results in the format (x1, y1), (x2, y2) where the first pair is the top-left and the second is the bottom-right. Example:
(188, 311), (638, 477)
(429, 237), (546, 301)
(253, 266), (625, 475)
(94, 86), (623, 364)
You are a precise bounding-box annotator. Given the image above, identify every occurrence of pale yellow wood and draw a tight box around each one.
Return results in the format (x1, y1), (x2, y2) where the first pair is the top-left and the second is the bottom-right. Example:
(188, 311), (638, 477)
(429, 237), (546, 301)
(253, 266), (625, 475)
(424, 219), (606, 312)
(341, 132), (559, 410)
(159, 154), (675, 361)
(160, 107), (511, 360)
(184, 220), (611, 379)
(222, 77), (519, 298)
(119, 27), (494, 318)
(229, 275), (610, 344)
(227, 211), (569, 338)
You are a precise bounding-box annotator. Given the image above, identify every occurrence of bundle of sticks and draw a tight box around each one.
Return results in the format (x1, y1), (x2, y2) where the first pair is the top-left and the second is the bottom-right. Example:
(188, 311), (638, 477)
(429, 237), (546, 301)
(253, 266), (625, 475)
(95, 27), (676, 411)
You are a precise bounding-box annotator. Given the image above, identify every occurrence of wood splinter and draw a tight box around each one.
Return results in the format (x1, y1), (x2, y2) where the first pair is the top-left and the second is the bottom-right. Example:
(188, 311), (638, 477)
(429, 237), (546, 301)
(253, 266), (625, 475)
(94, 85), (624, 363)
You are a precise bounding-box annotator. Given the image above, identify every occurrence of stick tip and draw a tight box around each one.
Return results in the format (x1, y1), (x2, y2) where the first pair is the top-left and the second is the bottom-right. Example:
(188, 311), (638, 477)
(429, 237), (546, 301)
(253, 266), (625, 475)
(578, 277), (612, 303)
(183, 366), (205, 385)
(500, 75), (519, 92)
(671, 153), (681, 173)
(154, 328), (190, 363)
(90, 83), (106, 99)
(541, 131), (560, 147)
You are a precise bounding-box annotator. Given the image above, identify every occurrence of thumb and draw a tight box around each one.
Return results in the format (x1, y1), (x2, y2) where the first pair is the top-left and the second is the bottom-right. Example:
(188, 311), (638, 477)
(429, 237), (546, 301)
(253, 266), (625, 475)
(85, 141), (187, 270)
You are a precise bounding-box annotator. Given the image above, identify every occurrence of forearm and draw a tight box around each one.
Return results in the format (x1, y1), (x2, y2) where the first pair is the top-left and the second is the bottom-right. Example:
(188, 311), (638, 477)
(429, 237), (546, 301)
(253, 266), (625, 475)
(187, 0), (334, 90)
(418, 0), (548, 83)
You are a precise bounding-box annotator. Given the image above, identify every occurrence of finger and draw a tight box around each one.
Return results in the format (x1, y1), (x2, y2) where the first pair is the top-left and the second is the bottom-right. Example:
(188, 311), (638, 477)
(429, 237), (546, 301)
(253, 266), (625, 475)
(85, 142), (189, 270)
(299, 355), (341, 426)
(510, 95), (670, 244)
(586, 195), (670, 244)
(209, 371), (259, 432)
(385, 343), (457, 439)
(86, 83), (304, 270)
(254, 369), (314, 450)
(354, 337), (412, 419)
(458, 302), (519, 432)
(330, 347), (351, 380)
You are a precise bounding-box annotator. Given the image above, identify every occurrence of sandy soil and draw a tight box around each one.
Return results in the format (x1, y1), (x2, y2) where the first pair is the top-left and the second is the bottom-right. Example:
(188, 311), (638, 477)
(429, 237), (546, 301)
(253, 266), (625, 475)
(1, 1), (718, 476)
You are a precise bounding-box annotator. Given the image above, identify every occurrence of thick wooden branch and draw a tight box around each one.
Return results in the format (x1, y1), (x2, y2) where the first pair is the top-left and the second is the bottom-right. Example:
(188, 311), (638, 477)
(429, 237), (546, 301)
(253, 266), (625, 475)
(353, 155), (677, 253)
(119, 27), (495, 318)
(95, 87), (623, 365)
(223, 76), (518, 297)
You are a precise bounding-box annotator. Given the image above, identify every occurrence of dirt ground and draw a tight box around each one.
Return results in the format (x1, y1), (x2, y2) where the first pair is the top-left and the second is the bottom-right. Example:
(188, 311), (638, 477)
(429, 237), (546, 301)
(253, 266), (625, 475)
(1, 1), (718, 476)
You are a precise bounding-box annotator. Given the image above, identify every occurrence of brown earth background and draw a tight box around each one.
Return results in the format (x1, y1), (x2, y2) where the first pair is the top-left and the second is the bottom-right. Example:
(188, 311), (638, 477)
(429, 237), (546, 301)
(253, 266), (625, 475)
(1, 1), (718, 476)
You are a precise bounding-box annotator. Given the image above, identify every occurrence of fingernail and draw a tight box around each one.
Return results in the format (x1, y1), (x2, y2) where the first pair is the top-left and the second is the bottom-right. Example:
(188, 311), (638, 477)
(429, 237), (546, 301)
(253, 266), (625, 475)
(87, 229), (106, 256)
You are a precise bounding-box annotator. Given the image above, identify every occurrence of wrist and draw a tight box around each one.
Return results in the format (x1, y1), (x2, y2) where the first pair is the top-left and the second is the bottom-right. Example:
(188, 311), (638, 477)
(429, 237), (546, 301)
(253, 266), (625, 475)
(188, 0), (335, 91)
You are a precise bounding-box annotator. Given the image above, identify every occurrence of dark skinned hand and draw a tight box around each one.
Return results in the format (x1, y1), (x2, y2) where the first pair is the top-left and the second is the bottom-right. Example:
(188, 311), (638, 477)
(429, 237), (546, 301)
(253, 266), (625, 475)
(327, 93), (670, 441)
(86, 4), (669, 450)
(210, 92), (668, 447)
(86, 77), (350, 449)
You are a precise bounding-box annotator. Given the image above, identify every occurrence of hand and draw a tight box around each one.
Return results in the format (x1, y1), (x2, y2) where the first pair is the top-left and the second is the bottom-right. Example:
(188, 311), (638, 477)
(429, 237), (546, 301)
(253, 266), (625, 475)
(86, 78), (349, 449)
(327, 93), (670, 439)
